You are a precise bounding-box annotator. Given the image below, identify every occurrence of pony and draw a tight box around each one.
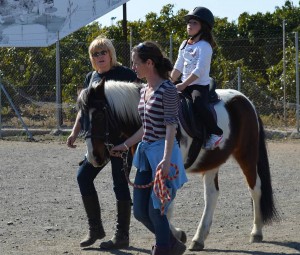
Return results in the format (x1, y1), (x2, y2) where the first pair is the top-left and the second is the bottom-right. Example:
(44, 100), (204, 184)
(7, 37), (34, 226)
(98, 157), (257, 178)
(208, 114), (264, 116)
(77, 78), (278, 251)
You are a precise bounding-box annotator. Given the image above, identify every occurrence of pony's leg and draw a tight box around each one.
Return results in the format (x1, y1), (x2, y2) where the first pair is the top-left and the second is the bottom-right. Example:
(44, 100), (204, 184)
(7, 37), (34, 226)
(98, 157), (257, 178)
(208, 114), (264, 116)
(189, 168), (219, 251)
(168, 200), (187, 243)
(235, 158), (264, 243)
(248, 174), (264, 242)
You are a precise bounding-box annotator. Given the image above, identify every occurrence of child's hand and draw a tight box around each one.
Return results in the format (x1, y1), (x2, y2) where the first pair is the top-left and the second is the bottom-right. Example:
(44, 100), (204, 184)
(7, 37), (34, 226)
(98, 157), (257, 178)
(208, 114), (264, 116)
(176, 83), (186, 91)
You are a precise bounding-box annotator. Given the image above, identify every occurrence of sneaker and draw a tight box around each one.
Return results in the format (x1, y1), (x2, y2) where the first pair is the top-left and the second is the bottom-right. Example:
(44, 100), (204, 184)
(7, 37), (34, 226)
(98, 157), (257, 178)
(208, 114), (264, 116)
(205, 134), (223, 150)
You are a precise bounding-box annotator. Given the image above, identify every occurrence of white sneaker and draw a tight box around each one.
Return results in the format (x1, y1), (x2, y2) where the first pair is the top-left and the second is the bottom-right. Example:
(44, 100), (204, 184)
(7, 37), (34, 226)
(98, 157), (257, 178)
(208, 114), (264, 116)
(205, 134), (223, 150)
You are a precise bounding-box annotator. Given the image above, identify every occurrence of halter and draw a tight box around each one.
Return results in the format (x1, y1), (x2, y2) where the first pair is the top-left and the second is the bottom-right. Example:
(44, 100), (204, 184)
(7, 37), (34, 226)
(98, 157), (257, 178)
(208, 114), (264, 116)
(84, 99), (120, 152)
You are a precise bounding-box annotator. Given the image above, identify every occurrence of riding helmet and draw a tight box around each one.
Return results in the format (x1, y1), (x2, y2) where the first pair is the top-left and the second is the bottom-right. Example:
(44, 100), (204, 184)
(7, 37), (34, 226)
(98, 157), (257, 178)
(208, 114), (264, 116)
(184, 7), (214, 29)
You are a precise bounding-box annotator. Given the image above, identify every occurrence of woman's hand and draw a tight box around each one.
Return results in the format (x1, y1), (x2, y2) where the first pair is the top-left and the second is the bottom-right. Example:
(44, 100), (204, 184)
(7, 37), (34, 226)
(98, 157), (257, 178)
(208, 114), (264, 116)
(156, 158), (171, 177)
(109, 143), (128, 156)
(67, 134), (77, 148)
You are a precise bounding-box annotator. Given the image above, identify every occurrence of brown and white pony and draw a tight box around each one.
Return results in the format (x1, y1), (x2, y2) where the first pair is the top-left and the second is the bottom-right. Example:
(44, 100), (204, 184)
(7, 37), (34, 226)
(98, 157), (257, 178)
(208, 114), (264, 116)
(77, 79), (278, 251)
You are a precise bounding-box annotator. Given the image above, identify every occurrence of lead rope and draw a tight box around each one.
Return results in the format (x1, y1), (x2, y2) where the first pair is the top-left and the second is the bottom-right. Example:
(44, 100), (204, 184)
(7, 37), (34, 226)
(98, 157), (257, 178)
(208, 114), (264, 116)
(152, 164), (179, 215)
(119, 149), (179, 215)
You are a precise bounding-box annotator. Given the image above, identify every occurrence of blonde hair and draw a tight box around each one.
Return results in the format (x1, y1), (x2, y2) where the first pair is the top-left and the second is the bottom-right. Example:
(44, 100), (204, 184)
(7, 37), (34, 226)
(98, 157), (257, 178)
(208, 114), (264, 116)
(88, 36), (121, 70)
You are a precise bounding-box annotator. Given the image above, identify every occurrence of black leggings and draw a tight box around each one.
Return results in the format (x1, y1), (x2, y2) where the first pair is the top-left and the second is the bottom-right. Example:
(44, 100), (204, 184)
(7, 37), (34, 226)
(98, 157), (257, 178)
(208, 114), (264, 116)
(185, 85), (223, 136)
(77, 155), (132, 201)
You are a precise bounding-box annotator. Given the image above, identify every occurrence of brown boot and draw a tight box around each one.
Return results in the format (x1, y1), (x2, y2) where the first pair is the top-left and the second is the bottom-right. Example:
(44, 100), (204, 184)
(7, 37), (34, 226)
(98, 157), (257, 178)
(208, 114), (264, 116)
(100, 200), (131, 250)
(80, 195), (106, 247)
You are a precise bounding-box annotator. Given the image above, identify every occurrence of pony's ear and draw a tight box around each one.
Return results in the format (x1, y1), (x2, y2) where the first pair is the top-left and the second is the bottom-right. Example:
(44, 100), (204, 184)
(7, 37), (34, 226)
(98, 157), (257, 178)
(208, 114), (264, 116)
(94, 77), (106, 100)
(77, 88), (89, 112)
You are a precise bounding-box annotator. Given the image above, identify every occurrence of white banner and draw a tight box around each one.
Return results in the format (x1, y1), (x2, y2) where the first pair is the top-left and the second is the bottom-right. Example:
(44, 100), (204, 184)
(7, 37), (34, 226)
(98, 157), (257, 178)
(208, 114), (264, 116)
(0, 0), (129, 47)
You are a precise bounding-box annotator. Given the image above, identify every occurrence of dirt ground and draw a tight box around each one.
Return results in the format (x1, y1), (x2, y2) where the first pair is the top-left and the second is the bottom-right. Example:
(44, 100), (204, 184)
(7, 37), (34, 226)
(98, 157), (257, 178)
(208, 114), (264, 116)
(0, 137), (299, 255)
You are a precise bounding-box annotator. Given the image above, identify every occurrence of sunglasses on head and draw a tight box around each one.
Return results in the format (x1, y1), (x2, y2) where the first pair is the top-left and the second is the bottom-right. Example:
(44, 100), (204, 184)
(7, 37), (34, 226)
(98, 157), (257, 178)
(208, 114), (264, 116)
(92, 50), (108, 58)
(137, 43), (147, 50)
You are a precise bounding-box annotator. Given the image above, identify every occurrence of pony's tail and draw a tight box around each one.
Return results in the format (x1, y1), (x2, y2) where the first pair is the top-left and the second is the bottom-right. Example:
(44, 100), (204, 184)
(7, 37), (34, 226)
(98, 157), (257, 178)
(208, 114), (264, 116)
(257, 116), (280, 224)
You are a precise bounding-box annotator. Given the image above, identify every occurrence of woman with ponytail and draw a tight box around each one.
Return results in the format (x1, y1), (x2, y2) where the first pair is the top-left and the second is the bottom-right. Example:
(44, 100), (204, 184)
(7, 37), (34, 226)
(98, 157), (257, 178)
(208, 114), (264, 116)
(111, 41), (187, 255)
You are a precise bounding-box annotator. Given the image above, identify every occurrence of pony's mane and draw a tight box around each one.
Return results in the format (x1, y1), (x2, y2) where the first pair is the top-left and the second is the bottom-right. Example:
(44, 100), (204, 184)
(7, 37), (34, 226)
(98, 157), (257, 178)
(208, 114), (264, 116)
(101, 80), (143, 124)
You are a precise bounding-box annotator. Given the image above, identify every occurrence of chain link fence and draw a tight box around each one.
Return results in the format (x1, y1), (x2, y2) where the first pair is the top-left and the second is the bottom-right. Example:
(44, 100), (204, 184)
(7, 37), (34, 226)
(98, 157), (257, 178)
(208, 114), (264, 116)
(0, 32), (299, 137)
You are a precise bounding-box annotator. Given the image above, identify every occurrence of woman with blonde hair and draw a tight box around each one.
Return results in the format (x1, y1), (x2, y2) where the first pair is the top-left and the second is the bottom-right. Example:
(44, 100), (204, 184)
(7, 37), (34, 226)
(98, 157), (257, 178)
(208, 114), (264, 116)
(67, 36), (137, 250)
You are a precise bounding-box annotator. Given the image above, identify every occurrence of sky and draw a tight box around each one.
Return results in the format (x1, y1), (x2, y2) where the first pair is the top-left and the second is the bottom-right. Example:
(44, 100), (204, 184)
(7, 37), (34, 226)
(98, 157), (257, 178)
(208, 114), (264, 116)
(97, 0), (298, 27)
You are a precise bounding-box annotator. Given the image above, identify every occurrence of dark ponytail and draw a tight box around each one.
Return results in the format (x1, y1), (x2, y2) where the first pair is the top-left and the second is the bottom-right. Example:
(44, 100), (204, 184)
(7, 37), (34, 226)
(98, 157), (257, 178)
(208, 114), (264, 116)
(132, 41), (173, 80)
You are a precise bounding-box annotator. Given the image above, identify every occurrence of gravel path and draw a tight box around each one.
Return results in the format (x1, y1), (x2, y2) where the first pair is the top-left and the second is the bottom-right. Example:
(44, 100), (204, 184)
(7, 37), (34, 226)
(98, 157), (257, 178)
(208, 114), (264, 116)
(0, 139), (299, 255)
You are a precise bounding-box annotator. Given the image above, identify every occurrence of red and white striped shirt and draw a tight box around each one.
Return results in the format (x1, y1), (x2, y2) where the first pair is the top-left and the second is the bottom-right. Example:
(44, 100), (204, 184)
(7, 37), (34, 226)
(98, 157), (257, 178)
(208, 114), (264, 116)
(138, 80), (179, 142)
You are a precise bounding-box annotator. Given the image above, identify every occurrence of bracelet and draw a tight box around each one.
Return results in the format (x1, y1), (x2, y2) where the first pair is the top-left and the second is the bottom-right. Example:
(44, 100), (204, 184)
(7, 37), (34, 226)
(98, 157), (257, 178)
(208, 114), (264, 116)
(123, 142), (129, 150)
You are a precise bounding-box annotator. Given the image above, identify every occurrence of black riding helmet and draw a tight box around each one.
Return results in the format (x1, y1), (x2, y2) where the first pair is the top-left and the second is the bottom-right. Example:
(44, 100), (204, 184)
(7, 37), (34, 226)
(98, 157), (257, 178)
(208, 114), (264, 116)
(184, 7), (214, 29)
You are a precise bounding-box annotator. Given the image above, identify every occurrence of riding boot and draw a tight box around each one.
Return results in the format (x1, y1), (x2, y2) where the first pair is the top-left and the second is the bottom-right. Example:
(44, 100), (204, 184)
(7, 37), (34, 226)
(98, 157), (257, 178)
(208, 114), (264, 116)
(169, 232), (186, 255)
(100, 200), (131, 249)
(151, 245), (170, 255)
(80, 195), (106, 247)
(184, 137), (202, 169)
(195, 105), (223, 137)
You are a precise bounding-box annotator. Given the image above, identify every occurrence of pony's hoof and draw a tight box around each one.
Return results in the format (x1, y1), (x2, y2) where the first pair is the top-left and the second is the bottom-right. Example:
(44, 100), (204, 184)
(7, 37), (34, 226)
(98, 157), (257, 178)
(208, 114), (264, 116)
(188, 241), (204, 251)
(179, 231), (187, 244)
(250, 234), (263, 243)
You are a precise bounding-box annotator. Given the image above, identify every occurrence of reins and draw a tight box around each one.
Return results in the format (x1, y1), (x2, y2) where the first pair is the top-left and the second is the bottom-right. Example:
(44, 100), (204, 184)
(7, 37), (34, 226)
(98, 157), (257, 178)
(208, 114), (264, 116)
(119, 149), (179, 215)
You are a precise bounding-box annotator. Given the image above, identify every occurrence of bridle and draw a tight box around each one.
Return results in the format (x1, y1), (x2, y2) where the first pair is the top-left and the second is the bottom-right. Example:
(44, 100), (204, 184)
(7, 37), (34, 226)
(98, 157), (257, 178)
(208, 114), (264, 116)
(84, 99), (120, 153)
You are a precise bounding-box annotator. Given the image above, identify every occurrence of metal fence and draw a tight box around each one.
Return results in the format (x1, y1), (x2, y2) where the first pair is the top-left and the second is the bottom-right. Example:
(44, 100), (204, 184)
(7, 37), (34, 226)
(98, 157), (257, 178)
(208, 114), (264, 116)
(0, 32), (299, 137)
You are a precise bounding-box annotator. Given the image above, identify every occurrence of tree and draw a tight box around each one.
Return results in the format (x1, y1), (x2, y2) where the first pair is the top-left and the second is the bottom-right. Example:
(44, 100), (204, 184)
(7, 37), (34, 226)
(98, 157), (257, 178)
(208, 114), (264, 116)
(1, 2), (299, 107)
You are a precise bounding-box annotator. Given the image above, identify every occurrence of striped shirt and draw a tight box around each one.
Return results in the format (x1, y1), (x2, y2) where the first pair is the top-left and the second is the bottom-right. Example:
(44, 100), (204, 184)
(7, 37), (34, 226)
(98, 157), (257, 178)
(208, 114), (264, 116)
(138, 80), (179, 142)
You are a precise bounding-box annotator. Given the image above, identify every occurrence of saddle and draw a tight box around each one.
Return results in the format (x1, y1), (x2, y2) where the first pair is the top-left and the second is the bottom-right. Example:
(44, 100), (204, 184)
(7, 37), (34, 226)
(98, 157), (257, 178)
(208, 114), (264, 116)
(178, 79), (220, 168)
